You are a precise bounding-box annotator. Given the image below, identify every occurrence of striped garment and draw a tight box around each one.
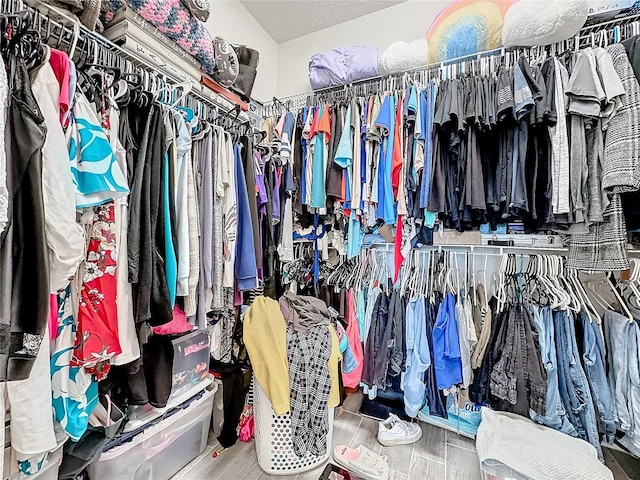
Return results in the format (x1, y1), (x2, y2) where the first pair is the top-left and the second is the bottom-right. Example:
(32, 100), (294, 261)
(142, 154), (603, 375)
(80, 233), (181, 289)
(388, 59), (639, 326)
(104, 0), (217, 74)
(603, 43), (640, 193)
(568, 193), (630, 273)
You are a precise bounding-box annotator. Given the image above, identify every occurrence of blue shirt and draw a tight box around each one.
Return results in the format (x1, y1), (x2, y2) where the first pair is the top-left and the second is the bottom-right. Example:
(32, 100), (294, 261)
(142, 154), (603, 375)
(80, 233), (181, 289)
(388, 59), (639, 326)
(375, 95), (392, 221)
(163, 152), (177, 306)
(432, 293), (463, 390)
(234, 144), (258, 291)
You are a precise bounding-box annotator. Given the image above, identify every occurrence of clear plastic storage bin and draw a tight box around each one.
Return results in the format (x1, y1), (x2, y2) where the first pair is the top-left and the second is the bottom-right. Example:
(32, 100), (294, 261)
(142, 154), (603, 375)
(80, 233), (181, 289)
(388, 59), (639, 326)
(254, 381), (333, 475)
(88, 388), (214, 480)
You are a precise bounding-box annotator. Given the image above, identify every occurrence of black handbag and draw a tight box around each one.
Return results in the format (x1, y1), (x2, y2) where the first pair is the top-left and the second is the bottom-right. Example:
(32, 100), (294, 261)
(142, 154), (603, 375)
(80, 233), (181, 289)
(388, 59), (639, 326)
(231, 45), (259, 102)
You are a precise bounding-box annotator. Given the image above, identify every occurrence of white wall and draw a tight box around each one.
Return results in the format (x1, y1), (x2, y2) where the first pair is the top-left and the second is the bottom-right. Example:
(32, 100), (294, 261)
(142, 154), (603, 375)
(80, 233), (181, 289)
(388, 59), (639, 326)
(206, 1), (279, 102)
(276, 0), (450, 97)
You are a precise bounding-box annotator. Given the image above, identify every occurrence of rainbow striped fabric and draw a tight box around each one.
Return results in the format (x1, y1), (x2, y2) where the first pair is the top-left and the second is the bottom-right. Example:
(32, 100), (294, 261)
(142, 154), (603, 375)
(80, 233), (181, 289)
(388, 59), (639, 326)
(426, 0), (517, 64)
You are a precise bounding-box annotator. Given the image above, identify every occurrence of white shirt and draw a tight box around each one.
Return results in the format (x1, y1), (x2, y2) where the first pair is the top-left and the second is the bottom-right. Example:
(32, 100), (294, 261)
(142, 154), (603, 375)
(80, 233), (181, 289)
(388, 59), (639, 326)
(31, 53), (85, 293)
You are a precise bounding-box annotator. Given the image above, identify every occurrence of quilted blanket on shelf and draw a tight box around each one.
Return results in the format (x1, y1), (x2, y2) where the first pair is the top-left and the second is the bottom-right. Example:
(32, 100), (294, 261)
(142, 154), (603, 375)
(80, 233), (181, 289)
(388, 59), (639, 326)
(104, 0), (216, 74)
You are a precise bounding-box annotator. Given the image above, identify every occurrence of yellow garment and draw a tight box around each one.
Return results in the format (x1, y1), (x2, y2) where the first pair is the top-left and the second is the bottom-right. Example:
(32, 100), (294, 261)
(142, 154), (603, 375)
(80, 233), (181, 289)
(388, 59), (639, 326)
(244, 297), (290, 415)
(244, 296), (342, 414)
(328, 325), (342, 408)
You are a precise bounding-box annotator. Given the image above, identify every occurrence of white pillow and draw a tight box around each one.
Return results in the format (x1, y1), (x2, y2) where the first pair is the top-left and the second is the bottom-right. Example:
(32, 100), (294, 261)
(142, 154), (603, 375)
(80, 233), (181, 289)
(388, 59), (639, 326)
(502, 0), (589, 48)
(378, 38), (429, 76)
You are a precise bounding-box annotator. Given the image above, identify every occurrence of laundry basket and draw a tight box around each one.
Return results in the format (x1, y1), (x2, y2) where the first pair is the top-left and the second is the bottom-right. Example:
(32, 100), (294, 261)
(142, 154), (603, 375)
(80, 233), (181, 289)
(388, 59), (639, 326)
(253, 380), (333, 475)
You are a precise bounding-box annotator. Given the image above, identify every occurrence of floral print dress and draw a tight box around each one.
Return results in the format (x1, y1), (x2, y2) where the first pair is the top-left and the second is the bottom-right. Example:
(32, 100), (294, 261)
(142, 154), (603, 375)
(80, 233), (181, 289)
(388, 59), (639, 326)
(74, 202), (122, 372)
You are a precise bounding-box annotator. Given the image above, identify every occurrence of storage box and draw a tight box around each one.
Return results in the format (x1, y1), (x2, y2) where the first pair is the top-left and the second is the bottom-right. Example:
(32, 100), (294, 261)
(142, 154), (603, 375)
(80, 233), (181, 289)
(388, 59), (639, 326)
(169, 330), (210, 400)
(6, 443), (63, 480)
(88, 389), (214, 480)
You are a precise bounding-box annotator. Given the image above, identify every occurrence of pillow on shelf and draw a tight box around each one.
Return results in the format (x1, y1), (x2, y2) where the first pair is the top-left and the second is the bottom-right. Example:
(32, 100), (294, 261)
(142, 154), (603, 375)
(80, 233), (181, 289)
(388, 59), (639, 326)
(309, 45), (380, 91)
(426, 0), (589, 63)
(378, 39), (429, 76)
(502, 0), (589, 47)
(426, 0), (515, 64)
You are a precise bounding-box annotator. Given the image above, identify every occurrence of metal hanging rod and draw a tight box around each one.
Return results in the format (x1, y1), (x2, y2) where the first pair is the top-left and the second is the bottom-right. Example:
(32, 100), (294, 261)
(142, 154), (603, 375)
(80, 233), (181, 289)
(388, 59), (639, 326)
(265, 10), (640, 114)
(4, 0), (247, 119)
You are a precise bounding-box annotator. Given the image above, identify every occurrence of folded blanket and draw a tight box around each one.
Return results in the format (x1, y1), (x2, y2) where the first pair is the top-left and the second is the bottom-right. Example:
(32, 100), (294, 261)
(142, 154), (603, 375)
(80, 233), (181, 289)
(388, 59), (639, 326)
(476, 408), (613, 480)
(104, 0), (216, 74)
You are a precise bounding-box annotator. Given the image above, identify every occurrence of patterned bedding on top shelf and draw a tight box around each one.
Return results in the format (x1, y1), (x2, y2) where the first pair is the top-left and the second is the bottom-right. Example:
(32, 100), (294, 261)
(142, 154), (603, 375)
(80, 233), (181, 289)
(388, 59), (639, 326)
(104, 0), (216, 74)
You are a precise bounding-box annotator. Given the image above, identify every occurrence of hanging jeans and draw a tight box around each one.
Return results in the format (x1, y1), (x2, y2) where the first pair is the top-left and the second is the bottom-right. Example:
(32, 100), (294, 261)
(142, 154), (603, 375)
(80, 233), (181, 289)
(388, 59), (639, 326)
(388, 288), (406, 378)
(604, 309), (640, 457)
(404, 296), (431, 417)
(554, 310), (602, 459)
(529, 306), (577, 436)
(579, 311), (616, 444)
(490, 305), (546, 417)
(619, 319), (640, 457)
(604, 310), (633, 432)
(423, 296), (448, 418)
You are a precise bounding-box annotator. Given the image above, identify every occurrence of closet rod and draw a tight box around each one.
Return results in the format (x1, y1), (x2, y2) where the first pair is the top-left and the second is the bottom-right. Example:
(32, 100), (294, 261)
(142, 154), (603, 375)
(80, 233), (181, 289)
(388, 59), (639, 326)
(16, 0), (247, 118)
(266, 10), (640, 109)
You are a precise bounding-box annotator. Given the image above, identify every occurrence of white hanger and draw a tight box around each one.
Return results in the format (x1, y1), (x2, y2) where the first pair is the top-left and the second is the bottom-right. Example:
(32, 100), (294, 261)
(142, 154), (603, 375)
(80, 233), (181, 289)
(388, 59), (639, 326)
(605, 273), (634, 323)
(171, 81), (194, 107)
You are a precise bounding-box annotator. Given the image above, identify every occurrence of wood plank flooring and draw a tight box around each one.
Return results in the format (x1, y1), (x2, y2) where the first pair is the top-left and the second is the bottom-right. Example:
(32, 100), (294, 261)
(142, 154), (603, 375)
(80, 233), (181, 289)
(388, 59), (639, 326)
(173, 400), (481, 479)
(172, 394), (639, 480)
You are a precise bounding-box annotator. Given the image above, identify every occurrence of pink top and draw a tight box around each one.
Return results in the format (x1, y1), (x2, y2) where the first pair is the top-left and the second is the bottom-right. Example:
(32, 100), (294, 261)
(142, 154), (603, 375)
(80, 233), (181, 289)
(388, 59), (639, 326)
(49, 49), (70, 125)
(342, 289), (364, 388)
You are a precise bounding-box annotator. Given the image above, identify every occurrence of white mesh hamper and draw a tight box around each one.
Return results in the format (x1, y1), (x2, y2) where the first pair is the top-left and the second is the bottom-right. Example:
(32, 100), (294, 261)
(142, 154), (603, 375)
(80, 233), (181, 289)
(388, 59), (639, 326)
(254, 380), (333, 475)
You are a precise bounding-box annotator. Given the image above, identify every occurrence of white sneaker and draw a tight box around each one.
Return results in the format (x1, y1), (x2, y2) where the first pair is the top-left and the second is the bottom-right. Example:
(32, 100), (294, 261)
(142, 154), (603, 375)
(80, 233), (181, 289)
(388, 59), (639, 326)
(377, 414), (423, 446)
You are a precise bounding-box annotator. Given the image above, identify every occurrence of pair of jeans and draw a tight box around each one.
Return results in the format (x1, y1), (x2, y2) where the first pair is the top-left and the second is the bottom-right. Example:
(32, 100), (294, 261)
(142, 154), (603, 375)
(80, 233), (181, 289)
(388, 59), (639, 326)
(529, 307), (578, 436)
(604, 309), (640, 456)
(604, 310), (633, 432)
(554, 310), (602, 459)
(620, 319), (640, 456)
(361, 289), (390, 394)
(579, 311), (616, 444)
(423, 295), (448, 419)
(490, 305), (546, 417)
(404, 296), (431, 417)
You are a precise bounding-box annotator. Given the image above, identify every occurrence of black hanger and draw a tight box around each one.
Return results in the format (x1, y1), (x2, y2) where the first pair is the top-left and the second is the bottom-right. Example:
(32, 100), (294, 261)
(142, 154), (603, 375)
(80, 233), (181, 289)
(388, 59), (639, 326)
(215, 104), (241, 126)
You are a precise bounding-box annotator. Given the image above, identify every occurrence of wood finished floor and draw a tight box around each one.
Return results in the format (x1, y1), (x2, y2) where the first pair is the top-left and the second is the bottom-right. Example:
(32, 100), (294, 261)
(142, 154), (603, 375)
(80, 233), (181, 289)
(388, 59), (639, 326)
(172, 393), (640, 480)
(172, 392), (480, 480)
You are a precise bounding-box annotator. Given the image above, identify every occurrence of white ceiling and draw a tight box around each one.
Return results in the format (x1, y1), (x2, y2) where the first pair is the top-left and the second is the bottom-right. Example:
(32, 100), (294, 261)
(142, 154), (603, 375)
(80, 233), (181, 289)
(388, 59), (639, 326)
(239, 0), (408, 43)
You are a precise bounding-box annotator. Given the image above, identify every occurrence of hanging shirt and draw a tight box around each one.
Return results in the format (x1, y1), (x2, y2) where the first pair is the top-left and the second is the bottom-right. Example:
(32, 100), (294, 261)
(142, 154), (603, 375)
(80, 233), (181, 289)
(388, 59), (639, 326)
(222, 131), (238, 289)
(375, 94), (392, 222)
(351, 99), (363, 213)
(432, 292), (463, 390)
(234, 144), (258, 291)
(304, 107), (317, 205)
(174, 111), (192, 297)
(67, 92), (129, 208)
(342, 290), (364, 388)
(550, 58), (571, 215)
(49, 48), (71, 125)
(31, 50), (85, 293)
(421, 82), (438, 228)
(310, 104), (331, 208)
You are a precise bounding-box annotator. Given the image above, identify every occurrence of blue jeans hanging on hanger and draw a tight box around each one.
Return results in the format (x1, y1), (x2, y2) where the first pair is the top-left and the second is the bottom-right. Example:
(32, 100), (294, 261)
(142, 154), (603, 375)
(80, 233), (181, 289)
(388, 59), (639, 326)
(529, 306), (578, 437)
(554, 310), (602, 460)
(579, 311), (616, 445)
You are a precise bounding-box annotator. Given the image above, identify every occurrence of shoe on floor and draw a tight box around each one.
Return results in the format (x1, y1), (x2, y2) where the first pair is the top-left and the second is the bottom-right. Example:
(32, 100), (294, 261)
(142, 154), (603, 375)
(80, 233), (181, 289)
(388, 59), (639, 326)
(333, 445), (390, 480)
(377, 413), (422, 446)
